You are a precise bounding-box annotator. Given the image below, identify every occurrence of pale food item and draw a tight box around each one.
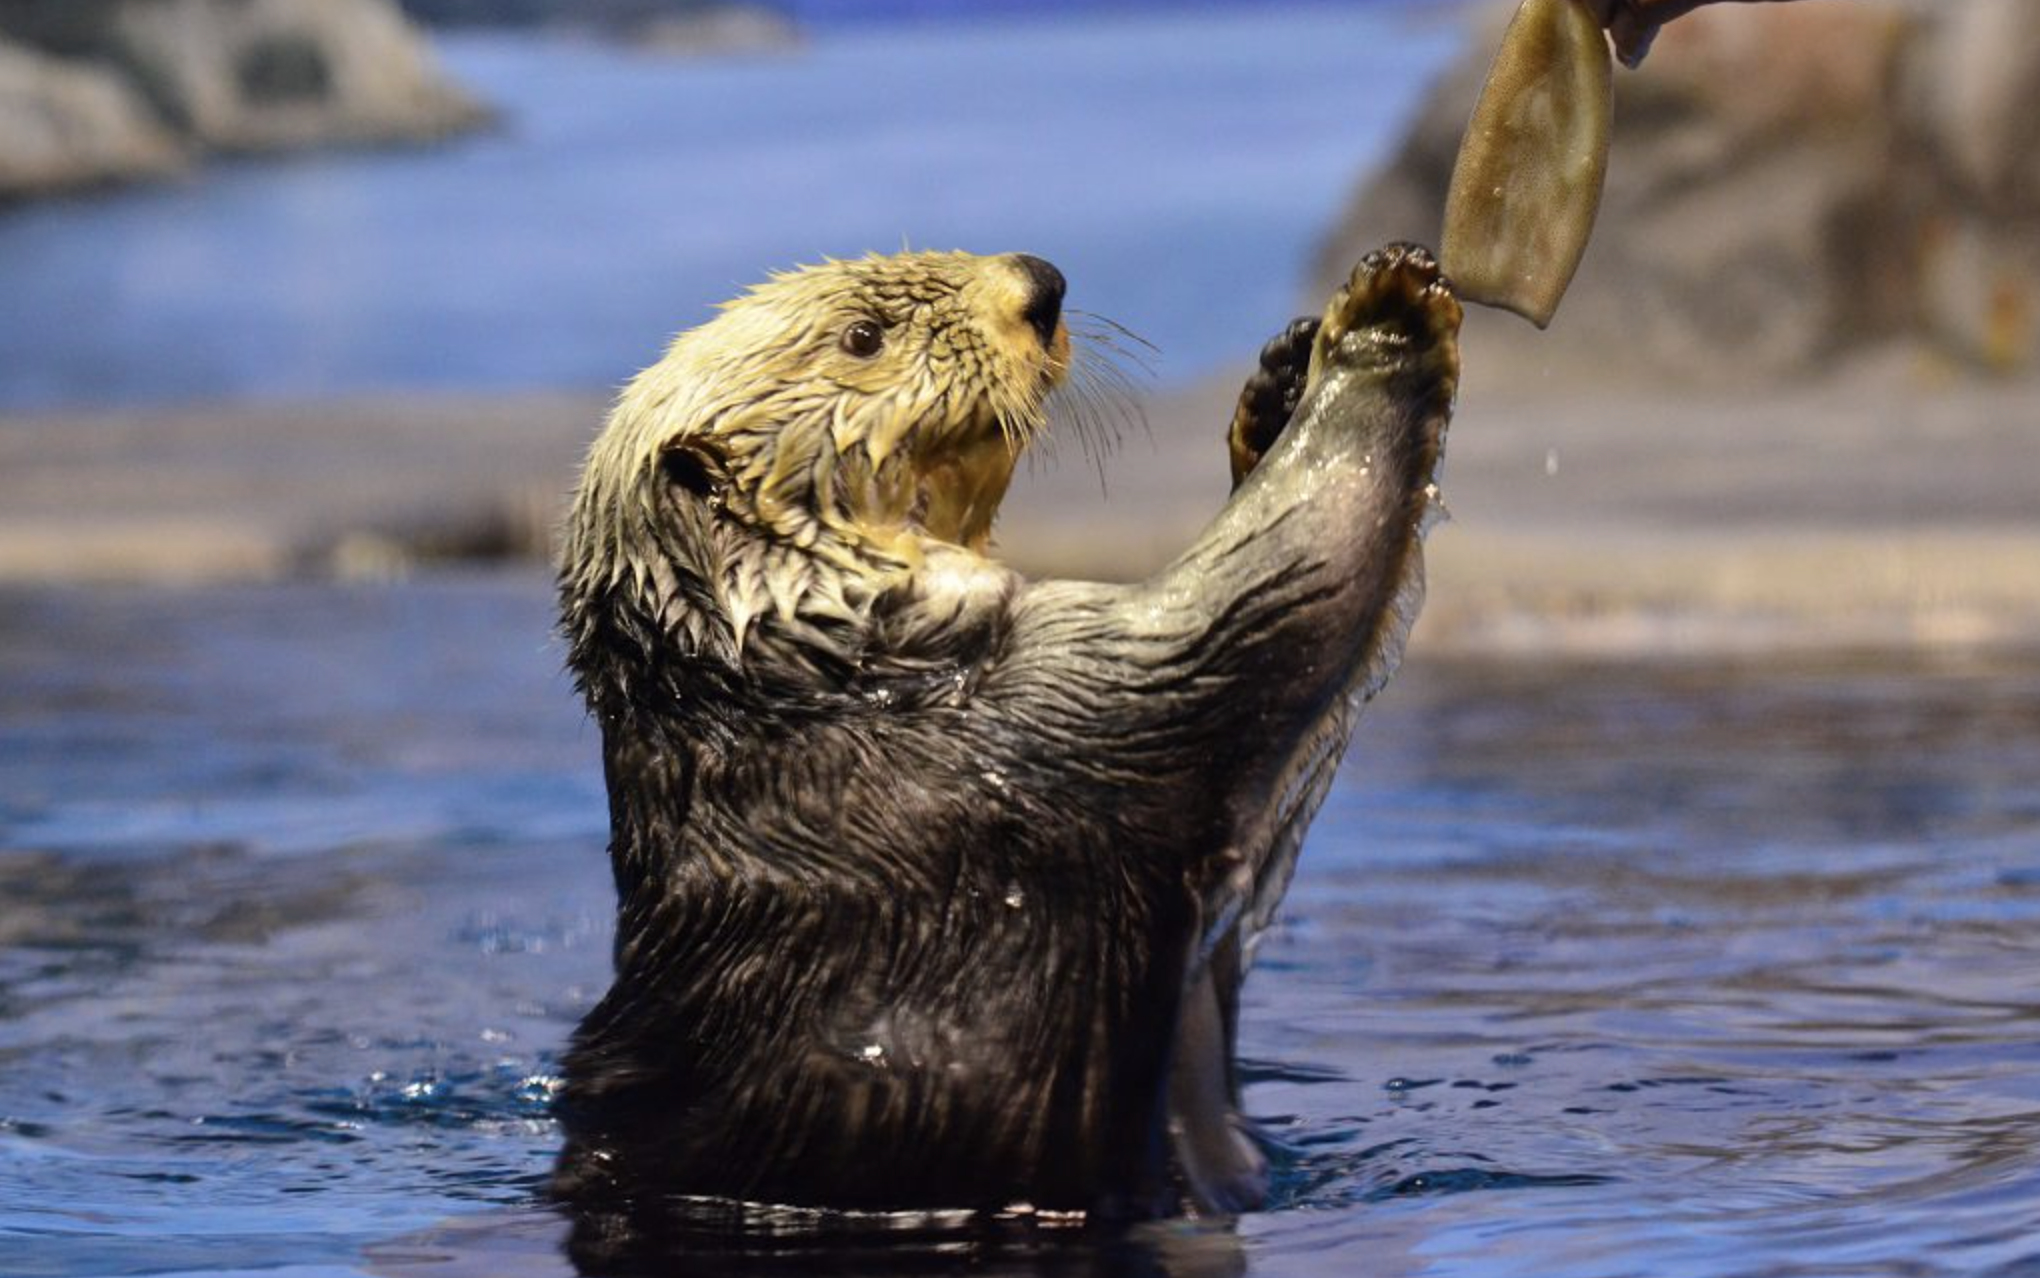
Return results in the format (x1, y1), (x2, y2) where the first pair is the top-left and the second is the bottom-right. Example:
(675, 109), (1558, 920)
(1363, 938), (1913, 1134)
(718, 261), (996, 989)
(1442, 0), (1615, 328)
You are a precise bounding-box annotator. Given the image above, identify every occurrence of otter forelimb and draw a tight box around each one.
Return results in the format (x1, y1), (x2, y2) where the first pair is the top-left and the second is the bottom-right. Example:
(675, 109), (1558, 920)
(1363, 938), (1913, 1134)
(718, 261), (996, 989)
(1226, 315), (1320, 489)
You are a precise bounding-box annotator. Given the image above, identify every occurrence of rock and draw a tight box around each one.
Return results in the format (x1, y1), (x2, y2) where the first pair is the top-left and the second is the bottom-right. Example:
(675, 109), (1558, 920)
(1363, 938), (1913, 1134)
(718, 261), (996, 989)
(1912, 212), (2040, 374)
(1902, 0), (2040, 212)
(0, 0), (486, 198)
(0, 38), (185, 199)
(1896, 0), (2040, 371)
(1317, 0), (2040, 381)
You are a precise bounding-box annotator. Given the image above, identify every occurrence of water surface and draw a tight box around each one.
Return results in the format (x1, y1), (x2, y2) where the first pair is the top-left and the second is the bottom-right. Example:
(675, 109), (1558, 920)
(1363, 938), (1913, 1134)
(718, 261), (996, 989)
(3, 577), (2038, 1276)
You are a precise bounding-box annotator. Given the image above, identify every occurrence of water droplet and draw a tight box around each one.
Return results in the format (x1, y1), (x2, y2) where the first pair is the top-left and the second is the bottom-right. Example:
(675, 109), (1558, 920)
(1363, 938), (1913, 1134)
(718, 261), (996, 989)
(1003, 884), (1025, 909)
(1420, 483), (1452, 536)
(1544, 448), (1560, 476)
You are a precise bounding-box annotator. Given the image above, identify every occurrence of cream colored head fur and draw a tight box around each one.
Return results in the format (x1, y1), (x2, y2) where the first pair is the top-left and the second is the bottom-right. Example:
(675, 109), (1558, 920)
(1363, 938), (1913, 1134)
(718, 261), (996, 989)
(561, 250), (1070, 678)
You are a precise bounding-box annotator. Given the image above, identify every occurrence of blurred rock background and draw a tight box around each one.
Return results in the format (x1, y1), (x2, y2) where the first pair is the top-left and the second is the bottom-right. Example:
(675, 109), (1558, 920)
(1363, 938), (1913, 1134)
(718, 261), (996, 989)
(1321, 0), (2040, 382)
(0, 0), (2035, 654)
(0, 0), (485, 201)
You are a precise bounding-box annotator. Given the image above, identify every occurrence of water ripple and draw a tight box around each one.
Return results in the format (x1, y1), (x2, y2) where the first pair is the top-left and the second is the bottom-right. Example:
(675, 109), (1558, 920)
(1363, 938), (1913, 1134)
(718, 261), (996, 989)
(5, 583), (2040, 1277)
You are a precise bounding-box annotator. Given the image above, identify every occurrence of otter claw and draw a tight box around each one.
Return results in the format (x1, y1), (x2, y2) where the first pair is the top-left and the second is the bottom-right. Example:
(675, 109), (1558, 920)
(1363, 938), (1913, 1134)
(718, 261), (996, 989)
(1227, 246), (1461, 487)
(1312, 243), (1463, 380)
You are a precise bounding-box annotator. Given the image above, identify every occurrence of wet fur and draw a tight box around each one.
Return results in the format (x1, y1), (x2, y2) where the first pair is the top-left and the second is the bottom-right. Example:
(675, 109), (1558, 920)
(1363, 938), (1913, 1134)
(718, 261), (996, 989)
(553, 246), (1461, 1226)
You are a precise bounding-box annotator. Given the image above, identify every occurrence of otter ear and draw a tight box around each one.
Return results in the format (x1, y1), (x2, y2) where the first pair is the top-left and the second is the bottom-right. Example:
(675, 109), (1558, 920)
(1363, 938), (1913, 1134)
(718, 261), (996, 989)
(659, 440), (728, 499)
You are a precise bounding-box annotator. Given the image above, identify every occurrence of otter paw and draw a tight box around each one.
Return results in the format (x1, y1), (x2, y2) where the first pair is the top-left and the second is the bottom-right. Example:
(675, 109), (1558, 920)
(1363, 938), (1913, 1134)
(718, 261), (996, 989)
(1226, 316), (1319, 488)
(1315, 243), (1463, 374)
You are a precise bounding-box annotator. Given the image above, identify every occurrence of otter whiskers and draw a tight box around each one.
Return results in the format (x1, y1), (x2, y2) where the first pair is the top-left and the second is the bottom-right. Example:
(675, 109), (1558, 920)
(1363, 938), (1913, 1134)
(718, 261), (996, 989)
(1038, 310), (1154, 485)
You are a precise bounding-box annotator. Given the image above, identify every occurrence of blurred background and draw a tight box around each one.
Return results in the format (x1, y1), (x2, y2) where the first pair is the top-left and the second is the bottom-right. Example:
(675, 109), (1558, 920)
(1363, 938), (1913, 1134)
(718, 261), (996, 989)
(1, 0), (2035, 640)
(0, 0), (1470, 583)
(3, 3), (2039, 1277)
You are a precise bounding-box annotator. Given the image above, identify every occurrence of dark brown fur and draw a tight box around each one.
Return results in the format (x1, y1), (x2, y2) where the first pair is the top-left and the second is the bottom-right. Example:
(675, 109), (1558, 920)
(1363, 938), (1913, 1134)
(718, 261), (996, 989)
(552, 245), (1461, 1236)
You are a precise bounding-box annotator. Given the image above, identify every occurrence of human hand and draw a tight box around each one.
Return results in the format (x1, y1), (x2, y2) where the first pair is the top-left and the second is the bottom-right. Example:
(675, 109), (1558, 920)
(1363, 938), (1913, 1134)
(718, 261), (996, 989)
(1595, 0), (1792, 68)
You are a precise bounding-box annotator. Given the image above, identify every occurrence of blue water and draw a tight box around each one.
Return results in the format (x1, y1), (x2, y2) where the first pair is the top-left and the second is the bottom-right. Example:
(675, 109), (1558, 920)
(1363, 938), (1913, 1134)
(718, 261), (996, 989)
(0, 6), (1460, 409)
(4, 576), (2040, 1276)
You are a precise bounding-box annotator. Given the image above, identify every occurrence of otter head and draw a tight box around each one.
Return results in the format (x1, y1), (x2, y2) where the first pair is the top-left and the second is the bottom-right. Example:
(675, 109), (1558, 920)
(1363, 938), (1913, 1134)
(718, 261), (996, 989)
(560, 251), (1071, 701)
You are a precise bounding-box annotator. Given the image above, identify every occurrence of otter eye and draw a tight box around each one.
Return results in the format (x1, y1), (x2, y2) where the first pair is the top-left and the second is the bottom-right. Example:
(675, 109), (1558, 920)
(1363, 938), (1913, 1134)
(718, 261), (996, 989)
(840, 319), (885, 358)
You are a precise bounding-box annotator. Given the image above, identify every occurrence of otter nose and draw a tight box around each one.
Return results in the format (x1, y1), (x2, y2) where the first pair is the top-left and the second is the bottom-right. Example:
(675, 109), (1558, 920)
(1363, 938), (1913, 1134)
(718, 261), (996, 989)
(1011, 254), (1066, 349)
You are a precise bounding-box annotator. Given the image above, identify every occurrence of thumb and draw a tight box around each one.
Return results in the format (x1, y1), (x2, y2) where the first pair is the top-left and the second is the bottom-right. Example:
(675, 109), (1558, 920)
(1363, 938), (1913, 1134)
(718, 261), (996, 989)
(1608, 5), (1662, 67)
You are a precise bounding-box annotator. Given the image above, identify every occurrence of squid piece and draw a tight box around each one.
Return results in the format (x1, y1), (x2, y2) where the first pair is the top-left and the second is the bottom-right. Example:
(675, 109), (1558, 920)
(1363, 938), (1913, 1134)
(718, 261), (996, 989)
(1441, 0), (1615, 328)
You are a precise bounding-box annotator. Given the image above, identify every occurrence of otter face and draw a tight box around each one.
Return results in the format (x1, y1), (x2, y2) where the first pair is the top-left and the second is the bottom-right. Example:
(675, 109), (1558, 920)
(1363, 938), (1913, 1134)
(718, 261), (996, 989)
(576, 250), (1070, 576)
(767, 250), (1071, 551)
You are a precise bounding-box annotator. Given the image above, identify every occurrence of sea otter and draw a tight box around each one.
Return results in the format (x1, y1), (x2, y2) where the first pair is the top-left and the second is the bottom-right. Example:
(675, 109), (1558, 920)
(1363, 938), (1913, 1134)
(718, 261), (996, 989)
(552, 244), (1461, 1226)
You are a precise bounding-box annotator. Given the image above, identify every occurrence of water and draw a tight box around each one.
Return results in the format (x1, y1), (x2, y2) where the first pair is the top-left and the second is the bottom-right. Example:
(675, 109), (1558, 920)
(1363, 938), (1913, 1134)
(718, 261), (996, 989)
(4, 575), (2039, 1276)
(0, 6), (1459, 409)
